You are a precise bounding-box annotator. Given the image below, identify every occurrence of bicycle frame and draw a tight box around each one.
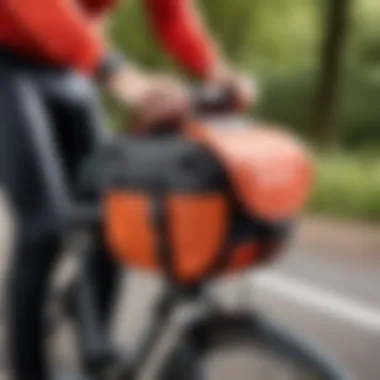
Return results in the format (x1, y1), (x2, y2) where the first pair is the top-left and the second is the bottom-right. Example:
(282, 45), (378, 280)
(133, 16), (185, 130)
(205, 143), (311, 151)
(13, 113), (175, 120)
(77, 256), (215, 380)
(74, 243), (349, 380)
(115, 285), (211, 380)
(67, 206), (350, 380)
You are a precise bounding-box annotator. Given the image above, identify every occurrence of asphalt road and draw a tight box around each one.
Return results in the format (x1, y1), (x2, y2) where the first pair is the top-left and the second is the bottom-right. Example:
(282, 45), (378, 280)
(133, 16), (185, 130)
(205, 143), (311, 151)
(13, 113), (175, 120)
(0, 198), (379, 379)
(111, 247), (380, 380)
(254, 250), (380, 380)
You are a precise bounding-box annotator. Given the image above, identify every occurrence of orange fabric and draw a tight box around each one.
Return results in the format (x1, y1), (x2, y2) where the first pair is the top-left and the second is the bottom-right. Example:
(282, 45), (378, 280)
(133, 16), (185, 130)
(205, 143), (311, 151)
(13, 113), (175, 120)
(105, 191), (228, 282)
(225, 242), (259, 272)
(167, 194), (228, 282)
(187, 121), (314, 221)
(224, 238), (285, 274)
(105, 192), (160, 271)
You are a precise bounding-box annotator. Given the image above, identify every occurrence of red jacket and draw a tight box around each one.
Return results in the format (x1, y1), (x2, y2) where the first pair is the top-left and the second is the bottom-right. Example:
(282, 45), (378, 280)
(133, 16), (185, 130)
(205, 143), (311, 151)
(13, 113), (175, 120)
(0, 0), (217, 77)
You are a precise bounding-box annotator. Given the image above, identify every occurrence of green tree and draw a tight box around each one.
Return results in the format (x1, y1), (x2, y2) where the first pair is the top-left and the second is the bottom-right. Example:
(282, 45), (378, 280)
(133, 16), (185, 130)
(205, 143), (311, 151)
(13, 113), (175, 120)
(313, 0), (351, 149)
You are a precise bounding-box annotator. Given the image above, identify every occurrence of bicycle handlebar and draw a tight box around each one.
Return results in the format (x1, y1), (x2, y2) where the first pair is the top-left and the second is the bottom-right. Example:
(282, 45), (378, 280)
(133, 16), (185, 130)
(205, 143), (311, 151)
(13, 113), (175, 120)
(191, 85), (243, 115)
(132, 85), (245, 135)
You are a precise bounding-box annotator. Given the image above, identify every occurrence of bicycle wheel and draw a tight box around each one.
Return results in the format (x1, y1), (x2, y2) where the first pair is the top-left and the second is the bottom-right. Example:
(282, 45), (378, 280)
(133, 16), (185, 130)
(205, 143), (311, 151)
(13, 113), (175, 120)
(45, 251), (84, 377)
(160, 312), (351, 380)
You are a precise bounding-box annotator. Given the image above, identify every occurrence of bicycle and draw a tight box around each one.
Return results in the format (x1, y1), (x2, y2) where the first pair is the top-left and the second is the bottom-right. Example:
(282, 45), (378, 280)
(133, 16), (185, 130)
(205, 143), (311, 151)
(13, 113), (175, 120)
(47, 87), (352, 380)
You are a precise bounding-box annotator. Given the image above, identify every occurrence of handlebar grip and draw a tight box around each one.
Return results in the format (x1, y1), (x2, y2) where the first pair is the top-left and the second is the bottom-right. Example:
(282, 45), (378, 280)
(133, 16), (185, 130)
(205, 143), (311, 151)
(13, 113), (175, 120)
(130, 85), (245, 136)
(191, 85), (242, 115)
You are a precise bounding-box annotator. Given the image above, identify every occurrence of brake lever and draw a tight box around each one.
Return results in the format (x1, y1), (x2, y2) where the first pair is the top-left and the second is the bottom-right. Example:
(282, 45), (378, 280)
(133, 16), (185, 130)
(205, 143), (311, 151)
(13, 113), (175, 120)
(191, 85), (241, 115)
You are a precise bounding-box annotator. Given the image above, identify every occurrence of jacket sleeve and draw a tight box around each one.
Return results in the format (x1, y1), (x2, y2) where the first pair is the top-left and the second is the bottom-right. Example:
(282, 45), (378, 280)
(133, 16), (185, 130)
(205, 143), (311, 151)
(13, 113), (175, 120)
(79, 0), (120, 16)
(3, 0), (107, 74)
(144, 0), (219, 77)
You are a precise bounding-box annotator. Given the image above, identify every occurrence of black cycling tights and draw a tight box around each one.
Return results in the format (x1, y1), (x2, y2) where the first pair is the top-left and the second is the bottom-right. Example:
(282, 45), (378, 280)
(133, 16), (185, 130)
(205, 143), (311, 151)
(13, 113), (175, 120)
(0, 49), (119, 380)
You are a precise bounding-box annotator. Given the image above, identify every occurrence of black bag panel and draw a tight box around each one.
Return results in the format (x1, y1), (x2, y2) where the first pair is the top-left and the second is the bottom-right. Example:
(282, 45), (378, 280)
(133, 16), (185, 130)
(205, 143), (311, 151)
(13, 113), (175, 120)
(99, 134), (228, 193)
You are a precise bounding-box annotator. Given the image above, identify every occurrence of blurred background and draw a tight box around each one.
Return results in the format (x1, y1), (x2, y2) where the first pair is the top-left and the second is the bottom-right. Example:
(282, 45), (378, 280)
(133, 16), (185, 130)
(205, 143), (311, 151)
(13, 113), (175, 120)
(0, 1), (379, 380)
(111, 0), (380, 221)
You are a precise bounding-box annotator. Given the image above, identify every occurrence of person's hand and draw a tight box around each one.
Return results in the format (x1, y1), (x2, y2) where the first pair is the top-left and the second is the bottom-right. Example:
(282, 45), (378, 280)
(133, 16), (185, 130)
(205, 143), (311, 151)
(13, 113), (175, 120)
(107, 66), (190, 131)
(206, 63), (259, 110)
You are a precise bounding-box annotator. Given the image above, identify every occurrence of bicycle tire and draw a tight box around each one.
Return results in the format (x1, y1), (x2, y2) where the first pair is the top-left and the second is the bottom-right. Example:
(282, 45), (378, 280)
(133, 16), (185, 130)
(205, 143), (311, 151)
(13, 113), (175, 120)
(160, 312), (351, 380)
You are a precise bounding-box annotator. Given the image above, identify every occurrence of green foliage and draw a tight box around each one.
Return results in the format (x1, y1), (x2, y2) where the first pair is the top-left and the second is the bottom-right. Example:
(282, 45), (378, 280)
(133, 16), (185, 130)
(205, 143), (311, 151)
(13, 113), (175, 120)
(110, 0), (379, 150)
(111, 0), (170, 69)
(339, 65), (380, 149)
(255, 65), (319, 139)
(111, 0), (321, 72)
(309, 153), (380, 220)
(107, 0), (380, 220)
(254, 63), (380, 149)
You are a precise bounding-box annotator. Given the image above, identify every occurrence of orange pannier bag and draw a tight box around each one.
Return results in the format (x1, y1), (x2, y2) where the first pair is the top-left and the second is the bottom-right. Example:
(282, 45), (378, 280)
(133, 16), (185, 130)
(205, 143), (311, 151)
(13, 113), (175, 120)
(102, 118), (314, 284)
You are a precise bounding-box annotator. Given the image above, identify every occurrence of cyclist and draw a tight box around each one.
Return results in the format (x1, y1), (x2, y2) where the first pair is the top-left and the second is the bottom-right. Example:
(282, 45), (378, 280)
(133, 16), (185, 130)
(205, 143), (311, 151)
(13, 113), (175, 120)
(0, 1), (253, 379)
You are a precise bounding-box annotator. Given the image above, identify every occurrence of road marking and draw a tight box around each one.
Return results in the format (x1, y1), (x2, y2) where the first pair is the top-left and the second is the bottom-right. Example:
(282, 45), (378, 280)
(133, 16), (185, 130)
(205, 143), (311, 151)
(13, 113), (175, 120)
(252, 271), (380, 333)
